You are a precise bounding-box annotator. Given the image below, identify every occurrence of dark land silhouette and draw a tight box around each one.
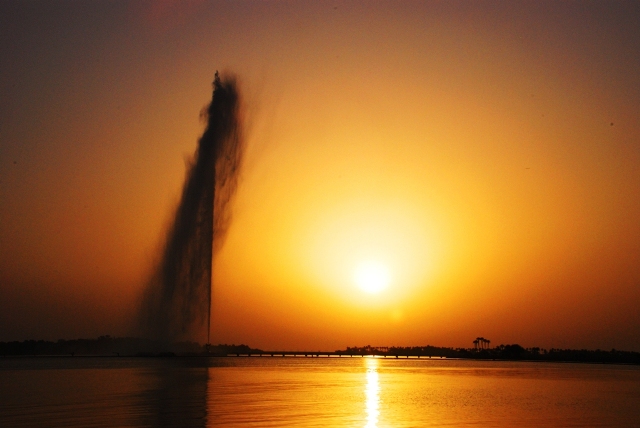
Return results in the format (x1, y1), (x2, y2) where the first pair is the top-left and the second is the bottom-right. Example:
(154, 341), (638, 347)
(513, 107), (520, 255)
(0, 336), (258, 357)
(2, 337), (639, 365)
(337, 344), (640, 364)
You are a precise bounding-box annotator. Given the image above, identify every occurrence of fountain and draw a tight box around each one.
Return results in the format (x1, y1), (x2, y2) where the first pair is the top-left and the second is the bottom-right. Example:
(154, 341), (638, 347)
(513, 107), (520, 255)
(139, 72), (244, 344)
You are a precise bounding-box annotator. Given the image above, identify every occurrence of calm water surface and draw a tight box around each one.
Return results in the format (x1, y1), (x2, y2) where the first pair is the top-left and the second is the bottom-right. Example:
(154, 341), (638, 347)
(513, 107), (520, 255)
(1, 356), (639, 427)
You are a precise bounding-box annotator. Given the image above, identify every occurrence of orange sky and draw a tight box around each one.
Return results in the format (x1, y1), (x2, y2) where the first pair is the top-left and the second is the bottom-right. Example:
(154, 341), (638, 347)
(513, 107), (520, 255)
(1, 1), (639, 351)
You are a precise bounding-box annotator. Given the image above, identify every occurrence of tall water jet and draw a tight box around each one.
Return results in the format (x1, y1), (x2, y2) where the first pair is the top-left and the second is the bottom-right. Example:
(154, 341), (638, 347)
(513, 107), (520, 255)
(139, 72), (244, 343)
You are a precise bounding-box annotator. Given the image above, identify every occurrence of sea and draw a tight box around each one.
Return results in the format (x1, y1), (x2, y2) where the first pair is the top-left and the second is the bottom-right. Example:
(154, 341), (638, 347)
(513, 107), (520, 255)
(1, 356), (639, 427)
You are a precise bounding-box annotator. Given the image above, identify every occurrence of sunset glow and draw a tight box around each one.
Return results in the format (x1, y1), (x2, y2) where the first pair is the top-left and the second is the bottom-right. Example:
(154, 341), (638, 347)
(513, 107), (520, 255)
(354, 261), (390, 294)
(1, 1), (639, 353)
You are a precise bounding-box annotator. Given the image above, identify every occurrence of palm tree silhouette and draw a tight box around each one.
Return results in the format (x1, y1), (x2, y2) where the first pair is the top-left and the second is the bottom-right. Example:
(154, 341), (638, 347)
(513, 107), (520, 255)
(474, 337), (491, 350)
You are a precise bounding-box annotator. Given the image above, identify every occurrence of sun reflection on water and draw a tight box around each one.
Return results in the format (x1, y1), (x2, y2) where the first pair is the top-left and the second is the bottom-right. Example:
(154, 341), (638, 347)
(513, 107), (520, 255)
(364, 358), (380, 428)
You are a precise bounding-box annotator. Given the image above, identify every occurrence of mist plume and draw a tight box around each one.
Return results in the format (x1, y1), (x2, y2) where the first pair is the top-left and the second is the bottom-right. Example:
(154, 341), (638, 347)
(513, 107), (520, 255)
(139, 72), (244, 343)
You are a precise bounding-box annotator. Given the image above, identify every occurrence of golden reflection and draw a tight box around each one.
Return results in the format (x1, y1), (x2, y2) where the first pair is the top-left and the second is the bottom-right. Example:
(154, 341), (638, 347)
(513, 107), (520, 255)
(364, 358), (380, 428)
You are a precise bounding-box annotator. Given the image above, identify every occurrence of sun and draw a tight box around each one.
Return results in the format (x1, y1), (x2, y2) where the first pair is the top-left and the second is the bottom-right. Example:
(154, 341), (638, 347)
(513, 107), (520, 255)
(354, 261), (390, 294)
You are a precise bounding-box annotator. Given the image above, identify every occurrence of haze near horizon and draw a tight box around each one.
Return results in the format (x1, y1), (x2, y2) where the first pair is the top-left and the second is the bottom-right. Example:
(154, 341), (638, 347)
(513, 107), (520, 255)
(1, 1), (639, 352)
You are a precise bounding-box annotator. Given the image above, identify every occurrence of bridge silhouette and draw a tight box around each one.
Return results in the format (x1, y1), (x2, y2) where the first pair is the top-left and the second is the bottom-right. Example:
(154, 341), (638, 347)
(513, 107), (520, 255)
(216, 346), (447, 359)
(220, 352), (446, 358)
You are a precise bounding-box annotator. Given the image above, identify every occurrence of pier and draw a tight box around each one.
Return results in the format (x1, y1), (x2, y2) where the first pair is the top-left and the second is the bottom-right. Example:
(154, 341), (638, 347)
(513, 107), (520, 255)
(220, 351), (446, 358)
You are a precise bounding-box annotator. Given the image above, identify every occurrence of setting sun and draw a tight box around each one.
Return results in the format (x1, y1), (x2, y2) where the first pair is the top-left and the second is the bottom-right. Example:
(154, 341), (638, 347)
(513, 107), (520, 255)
(354, 261), (390, 294)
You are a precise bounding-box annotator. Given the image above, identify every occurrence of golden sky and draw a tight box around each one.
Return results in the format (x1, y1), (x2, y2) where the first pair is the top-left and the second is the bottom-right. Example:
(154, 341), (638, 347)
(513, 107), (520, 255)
(1, 1), (639, 351)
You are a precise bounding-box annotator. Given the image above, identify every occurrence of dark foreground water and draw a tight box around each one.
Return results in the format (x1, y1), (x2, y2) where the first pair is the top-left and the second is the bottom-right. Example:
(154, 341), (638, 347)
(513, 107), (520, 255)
(1, 356), (639, 427)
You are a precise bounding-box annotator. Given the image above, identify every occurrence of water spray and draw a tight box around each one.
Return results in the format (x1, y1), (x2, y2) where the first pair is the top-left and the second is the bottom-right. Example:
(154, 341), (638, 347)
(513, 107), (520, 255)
(140, 72), (244, 344)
